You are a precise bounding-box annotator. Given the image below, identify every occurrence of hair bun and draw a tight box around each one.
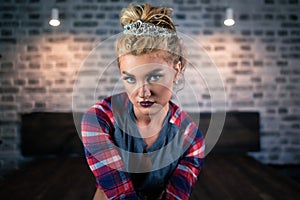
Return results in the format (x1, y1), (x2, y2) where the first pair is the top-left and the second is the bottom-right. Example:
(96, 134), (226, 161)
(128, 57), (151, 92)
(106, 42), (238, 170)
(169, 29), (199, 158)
(120, 3), (176, 31)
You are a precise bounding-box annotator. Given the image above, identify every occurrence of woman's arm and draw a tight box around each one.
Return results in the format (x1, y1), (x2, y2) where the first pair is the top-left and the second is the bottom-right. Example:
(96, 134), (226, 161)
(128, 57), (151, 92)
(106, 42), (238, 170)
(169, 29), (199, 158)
(164, 128), (205, 200)
(82, 105), (138, 199)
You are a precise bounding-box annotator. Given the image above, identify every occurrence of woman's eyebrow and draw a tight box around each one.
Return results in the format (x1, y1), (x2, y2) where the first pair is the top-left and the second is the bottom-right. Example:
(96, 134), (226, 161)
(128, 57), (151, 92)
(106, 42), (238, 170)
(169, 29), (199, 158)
(122, 68), (164, 76)
(122, 71), (134, 76)
(122, 69), (163, 76)
(148, 68), (163, 74)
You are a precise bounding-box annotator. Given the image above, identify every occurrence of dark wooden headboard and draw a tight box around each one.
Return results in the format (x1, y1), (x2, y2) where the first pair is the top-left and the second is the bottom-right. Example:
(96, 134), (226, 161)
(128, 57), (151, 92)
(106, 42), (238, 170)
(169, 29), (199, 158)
(21, 111), (260, 157)
(21, 112), (84, 157)
(194, 112), (260, 153)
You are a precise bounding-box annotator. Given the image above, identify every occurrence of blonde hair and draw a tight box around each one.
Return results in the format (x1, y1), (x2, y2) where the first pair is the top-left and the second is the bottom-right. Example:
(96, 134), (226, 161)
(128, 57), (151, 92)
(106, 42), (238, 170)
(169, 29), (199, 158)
(115, 3), (186, 71)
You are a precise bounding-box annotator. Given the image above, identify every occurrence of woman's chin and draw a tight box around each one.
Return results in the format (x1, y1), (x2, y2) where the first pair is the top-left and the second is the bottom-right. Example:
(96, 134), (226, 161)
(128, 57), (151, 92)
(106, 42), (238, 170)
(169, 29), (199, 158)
(137, 104), (167, 117)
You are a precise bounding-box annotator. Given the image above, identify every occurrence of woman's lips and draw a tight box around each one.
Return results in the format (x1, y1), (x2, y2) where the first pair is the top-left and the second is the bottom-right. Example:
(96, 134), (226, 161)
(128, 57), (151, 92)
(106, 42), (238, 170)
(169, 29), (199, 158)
(139, 101), (154, 107)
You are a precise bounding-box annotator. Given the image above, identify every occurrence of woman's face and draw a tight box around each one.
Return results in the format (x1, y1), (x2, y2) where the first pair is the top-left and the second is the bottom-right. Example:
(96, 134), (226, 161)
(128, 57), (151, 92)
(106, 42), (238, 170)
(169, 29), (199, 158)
(119, 51), (181, 119)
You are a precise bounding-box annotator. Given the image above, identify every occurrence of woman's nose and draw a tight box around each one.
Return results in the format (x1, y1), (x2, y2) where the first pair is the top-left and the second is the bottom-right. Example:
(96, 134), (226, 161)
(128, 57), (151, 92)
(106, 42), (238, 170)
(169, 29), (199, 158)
(138, 84), (151, 98)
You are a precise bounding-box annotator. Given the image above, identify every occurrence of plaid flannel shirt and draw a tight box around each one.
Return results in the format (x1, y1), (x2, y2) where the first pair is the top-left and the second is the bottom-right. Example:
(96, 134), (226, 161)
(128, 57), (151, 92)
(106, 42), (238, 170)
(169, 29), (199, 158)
(81, 93), (205, 200)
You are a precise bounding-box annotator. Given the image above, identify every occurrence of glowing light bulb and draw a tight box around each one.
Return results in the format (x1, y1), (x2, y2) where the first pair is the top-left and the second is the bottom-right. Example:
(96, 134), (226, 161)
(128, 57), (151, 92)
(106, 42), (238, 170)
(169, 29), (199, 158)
(49, 19), (60, 26)
(224, 18), (235, 26)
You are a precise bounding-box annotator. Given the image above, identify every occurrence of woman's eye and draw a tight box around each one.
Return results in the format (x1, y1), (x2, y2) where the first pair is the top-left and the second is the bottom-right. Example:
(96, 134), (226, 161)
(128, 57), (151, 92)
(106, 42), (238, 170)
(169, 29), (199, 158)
(148, 75), (162, 82)
(123, 77), (136, 84)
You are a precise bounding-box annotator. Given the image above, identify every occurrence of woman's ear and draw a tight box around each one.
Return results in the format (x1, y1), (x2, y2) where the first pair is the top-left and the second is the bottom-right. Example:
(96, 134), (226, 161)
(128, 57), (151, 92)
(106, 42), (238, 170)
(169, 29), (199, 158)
(174, 61), (182, 82)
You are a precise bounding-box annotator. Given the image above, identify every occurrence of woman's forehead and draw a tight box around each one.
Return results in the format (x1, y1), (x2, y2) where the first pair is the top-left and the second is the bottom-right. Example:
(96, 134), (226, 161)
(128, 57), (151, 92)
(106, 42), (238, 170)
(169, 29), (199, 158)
(119, 52), (172, 69)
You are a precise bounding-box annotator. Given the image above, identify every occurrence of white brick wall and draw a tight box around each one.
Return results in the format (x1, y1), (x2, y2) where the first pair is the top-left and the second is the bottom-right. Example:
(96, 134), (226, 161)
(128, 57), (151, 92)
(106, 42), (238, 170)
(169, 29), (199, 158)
(0, 0), (300, 172)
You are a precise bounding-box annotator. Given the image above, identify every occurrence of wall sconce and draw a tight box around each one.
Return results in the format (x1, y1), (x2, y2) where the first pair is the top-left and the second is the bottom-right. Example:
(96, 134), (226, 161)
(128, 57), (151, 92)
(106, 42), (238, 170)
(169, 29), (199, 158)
(49, 8), (60, 27)
(224, 8), (235, 26)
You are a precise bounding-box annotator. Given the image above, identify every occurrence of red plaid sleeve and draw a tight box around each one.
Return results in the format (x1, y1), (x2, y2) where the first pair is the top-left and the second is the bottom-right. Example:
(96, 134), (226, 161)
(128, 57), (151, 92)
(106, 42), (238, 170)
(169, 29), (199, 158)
(81, 102), (138, 199)
(164, 123), (205, 200)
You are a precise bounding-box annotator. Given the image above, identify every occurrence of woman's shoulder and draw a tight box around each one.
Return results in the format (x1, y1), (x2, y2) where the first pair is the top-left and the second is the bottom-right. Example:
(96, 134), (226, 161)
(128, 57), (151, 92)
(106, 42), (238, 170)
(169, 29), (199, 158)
(168, 101), (203, 145)
(91, 92), (129, 111)
(83, 92), (129, 122)
(169, 101), (198, 129)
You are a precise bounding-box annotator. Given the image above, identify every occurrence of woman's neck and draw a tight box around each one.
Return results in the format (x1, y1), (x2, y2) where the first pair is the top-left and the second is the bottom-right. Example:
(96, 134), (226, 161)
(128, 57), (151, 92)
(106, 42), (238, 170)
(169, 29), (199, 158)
(135, 103), (168, 123)
(134, 104), (169, 139)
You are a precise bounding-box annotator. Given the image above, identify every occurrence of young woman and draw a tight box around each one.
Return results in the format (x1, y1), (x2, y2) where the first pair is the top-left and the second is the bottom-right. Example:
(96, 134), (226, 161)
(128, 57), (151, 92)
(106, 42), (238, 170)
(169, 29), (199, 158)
(81, 3), (205, 200)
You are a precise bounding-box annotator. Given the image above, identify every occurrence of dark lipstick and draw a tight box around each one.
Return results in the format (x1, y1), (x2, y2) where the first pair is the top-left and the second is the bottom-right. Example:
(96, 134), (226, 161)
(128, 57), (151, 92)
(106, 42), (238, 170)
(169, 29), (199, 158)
(140, 101), (154, 107)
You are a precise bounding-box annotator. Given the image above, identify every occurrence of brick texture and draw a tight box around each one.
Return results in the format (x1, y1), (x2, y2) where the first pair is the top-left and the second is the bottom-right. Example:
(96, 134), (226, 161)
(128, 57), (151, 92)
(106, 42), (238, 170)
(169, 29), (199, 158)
(0, 0), (300, 172)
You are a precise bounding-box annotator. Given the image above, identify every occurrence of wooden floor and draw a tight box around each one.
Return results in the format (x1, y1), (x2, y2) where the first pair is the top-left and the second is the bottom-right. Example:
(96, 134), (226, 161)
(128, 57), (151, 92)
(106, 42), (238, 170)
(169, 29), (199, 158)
(0, 157), (95, 200)
(0, 154), (299, 200)
(191, 154), (300, 200)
